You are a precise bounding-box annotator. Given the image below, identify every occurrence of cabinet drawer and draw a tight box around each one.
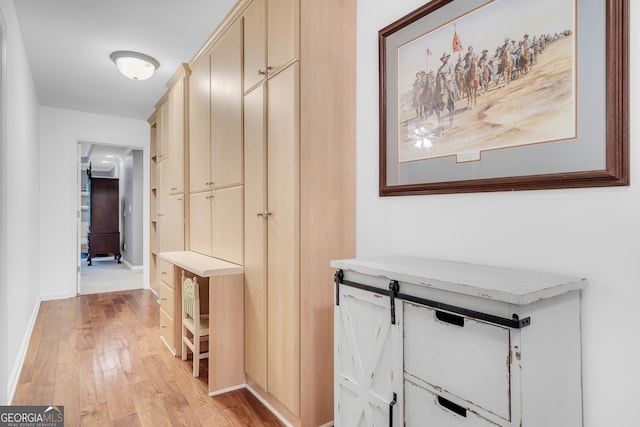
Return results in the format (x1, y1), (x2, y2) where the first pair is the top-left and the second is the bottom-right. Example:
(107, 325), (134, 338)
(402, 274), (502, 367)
(159, 282), (175, 315)
(403, 302), (511, 420)
(405, 380), (500, 427)
(160, 307), (176, 350)
(158, 259), (175, 287)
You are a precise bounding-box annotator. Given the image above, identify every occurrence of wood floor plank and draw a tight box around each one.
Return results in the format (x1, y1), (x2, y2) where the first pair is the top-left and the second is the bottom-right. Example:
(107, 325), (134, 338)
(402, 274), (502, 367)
(12, 289), (284, 426)
(112, 413), (142, 427)
(80, 402), (112, 427)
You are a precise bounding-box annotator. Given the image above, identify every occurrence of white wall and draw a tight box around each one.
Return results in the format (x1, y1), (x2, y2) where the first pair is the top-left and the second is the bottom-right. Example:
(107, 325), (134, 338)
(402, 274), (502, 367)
(0, 0), (41, 404)
(121, 149), (144, 267)
(357, 1), (638, 426)
(39, 107), (150, 300)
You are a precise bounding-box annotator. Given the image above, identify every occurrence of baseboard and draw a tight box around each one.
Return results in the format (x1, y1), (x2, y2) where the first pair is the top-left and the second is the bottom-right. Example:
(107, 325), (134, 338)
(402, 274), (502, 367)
(39, 292), (76, 301)
(7, 297), (41, 404)
(121, 258), (142, 271)
(160, 336), (177, 357)
(208, 383), (246, 397)
(245, 384), (294, 427)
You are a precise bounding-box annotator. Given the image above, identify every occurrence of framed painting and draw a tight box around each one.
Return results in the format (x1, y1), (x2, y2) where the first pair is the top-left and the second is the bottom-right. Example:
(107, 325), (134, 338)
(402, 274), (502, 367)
(379, 0), (628, 196)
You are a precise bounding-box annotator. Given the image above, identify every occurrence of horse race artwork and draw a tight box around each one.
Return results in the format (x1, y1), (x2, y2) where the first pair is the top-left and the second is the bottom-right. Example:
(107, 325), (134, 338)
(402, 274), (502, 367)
(396, 0), (576, 164)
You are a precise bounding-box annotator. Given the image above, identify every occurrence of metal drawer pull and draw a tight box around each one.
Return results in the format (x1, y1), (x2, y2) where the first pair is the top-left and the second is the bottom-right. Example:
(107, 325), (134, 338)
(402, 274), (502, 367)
(437, 396), (466, 418)
(436, 310), (464, 327)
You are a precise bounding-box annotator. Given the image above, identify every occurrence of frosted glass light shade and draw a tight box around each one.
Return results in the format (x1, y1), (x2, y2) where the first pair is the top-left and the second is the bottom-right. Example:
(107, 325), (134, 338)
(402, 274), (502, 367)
(110, 51), (159, 80)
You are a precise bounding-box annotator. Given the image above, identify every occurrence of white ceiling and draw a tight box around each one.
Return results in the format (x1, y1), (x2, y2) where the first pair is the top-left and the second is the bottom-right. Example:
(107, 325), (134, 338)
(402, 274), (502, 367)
(79, 141), (132, 173)
(14, 0), (237, 121)
(14, 0), (237, 170)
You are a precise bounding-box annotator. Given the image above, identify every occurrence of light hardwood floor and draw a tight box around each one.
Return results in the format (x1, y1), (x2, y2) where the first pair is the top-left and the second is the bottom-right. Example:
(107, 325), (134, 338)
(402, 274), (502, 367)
(12, 289), (283, 426)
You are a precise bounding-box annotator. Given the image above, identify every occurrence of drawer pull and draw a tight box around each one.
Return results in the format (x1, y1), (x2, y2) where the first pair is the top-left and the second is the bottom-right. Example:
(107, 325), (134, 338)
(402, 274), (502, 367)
(436, 310), (464, 327)
(437, 396), (466, 418)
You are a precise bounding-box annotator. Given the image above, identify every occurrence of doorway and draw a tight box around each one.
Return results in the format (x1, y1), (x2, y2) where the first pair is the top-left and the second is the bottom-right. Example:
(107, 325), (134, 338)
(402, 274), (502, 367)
(77, 141), (144, 295)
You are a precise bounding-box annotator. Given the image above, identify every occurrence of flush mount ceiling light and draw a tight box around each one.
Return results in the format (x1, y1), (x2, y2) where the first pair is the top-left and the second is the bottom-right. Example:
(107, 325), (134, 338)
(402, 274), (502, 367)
(110, 51), (160, 81)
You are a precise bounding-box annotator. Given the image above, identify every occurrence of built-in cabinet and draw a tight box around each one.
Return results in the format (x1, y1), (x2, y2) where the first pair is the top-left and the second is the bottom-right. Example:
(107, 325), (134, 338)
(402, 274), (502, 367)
(189, 19), (243, 264)
(149, 0), (356, 424)
(241, 0), (356, 424)
(149, 65), (188, 346)
(156, 66), (188, 255)
(244, 63), (300, 414)
(149, 118), (158, 294)
(332, 256), (586, 427)
(242, 0), (300, 417)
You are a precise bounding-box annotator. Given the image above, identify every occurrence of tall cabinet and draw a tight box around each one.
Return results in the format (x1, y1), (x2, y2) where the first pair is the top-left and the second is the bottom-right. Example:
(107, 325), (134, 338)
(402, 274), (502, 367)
(87, 174), (121, 266)
(149, 0), (356, 424)
(189, 18), (244, 266)
(241, 0), (356, 425)
(149, 65), (188, 353)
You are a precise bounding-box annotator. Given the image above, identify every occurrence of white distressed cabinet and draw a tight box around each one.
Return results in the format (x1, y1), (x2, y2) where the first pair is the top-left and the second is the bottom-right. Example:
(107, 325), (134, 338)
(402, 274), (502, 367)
(331, 256), (586, 427)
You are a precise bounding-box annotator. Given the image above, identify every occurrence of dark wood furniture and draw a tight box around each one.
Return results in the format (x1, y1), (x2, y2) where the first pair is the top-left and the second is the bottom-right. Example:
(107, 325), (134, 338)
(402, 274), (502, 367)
(87, 171), (121, 265)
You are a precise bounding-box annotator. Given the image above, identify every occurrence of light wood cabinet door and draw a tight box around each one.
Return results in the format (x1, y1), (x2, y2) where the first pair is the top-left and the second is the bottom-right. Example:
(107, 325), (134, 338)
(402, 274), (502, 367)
(167, 79), (185, 194)
(267, 0), (298, 73)
(159, 193), (184, 252)
(211, 185), (244, 265)
(189, 54), (212, 194)
(243, 0), (266, 91)
(157, 100), (168, 161)
(189, 191), (213, 256)
(243, 0), (297, 90)
(211, 19), (243, 189)
(243, 84), (268, 390)
(266, 64), (300, 417)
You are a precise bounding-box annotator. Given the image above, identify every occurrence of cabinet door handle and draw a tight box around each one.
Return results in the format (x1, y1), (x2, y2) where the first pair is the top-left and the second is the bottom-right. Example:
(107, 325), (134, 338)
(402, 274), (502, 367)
(436, 310), (465, 327)
(258, 69), (266, 76)
(389, 392), (397, 427)
(437, 395), (467, 418)
(389, 280), (399, 325)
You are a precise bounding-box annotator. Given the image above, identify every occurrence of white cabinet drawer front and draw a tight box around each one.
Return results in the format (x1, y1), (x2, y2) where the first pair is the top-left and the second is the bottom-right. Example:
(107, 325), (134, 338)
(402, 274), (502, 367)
(405, 380), (500, 427)
(403, 302), (511, 420)
(158, 259), (175, 287)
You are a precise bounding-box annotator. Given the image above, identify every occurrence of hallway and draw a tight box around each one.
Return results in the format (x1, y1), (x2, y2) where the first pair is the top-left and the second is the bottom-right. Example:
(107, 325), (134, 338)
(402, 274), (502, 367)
(12, 289), (282, 426)
(79, 257), (143, 295)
